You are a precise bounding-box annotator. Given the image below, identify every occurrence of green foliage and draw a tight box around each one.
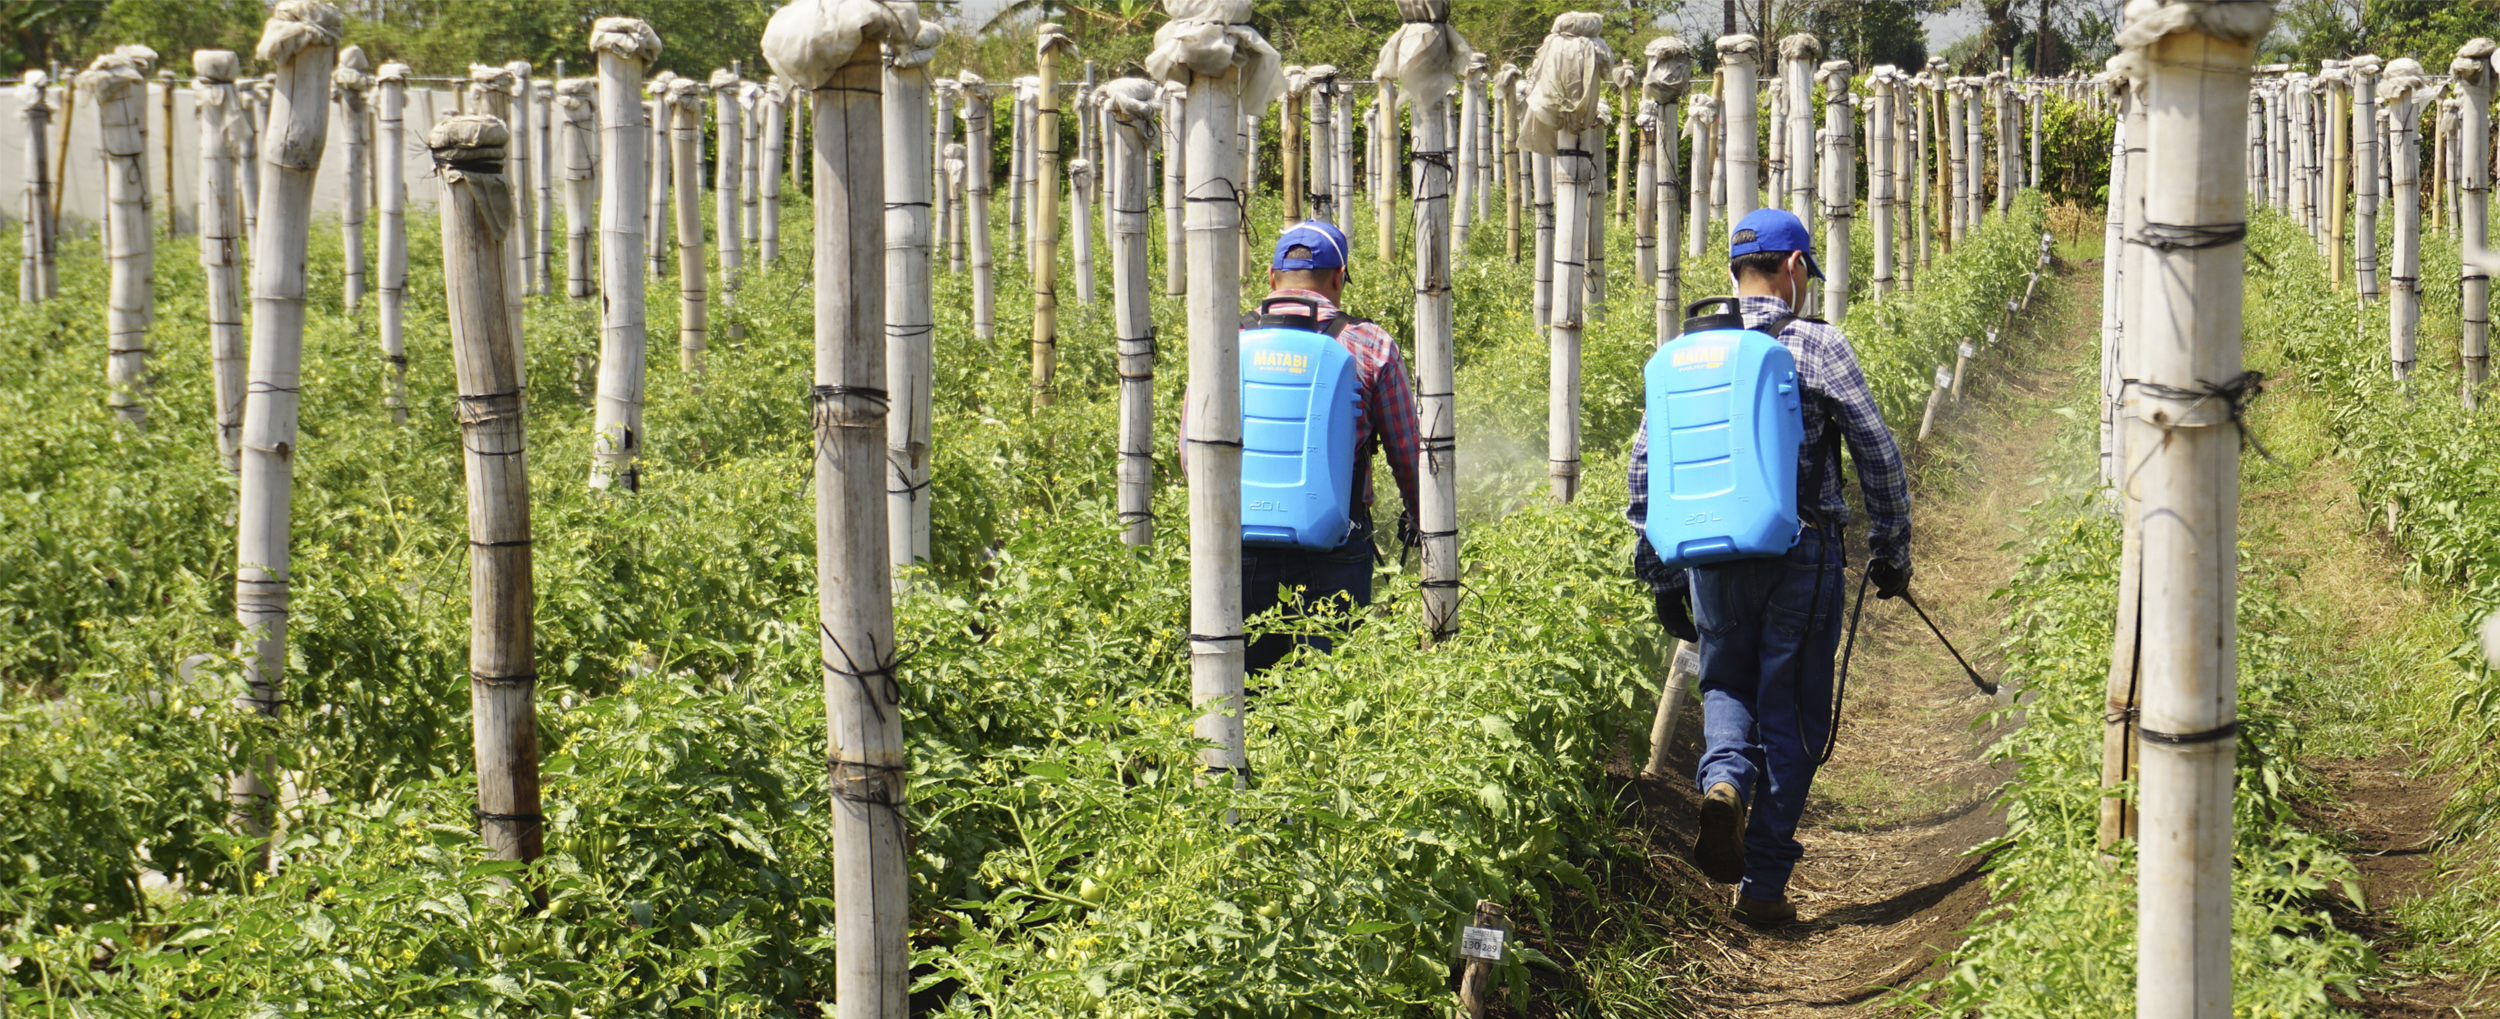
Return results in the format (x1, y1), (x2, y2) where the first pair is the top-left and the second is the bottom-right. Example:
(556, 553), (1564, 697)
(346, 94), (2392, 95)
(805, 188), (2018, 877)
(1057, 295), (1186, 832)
(1842, 191), (2049, 426)
(2033, 91), (2113, 209)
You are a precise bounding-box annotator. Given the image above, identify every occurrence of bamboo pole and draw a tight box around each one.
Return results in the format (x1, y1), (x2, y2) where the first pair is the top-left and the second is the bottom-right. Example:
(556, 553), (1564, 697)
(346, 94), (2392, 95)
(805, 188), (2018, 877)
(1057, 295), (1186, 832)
(647, 72), (674, 280)
(765, 4), (914, 1014)
(469, 65), (526, 377)
(1947, 78), (1970, 242)
(1334, 78), (1355, 242)
(1497, 64), (1522, 262)
(886, 24), (942, 573)
(1031, 25), (1075, 411)
(742, 80), (763, 253)
(763, 79), (788, 264)
(1967, 75), (1987, 227)
(1780, 34), (1819, 226)
(2436, 97), (2456, 239)
(18, 73), (57, 303)
(1375, 79), (1398, 267)
(49, 70), (73, 228)
(1647, 41), (1689, 347)
(232, 0), (341, 835)
(503, 63), (538, 297)
(84, 52), (152, 426)
(1634, 102), (1657, 287)
(934, 79), (957, 272)
(1281, 69), (1306, 223)
(712, 69), (744, 337)
(2356, 57), (2380, 301)
(556, 78), (596, 300)
(329, 49), (372, 314)
(159, 68), (175, 236)
(2120, 8), (2266, 1017)
(1101, 78), (1159, 547)
(1870, 67), (1896, 301)
(1820, 59), (1853, 322)
(429, 113), (543, 867)
(2387, 62), (2431, 383)
(1524, 13), (1613, 505)
(2326, 65), (2349, 292)
(670, 75), (708, 380)
(2096, 66), (2128, 491)
(960, 72), (996, 343)
(1613, 64), (1635, 225)
(1164, 79), (1188, 294)
(2455, 41), (2493, 407)
(589, 19), (658, 494)
(535, 68), (556, 293)
(376, 62), (410, 427)
(1686, 93), (1715, 259)
(1145, 0), (1275, 803)
(1719, 34), (1760, 223)
(1455, 54), (1484, 257)
(1532, 151), (1552, 326)
(1586, 110), (1606, 325)
(1642, 642), (1699, 779)
(1896, 72), (1916, 288)
(198, 52), (245, 464)
(1011, 77), (1032, 258)
(2029, 83), (2043, 188)
(1990, 70), (2014, 214)
(1767, 77), (1787, 216)
(1380, 0), (1467, 641)
(944, 140), (967, 274)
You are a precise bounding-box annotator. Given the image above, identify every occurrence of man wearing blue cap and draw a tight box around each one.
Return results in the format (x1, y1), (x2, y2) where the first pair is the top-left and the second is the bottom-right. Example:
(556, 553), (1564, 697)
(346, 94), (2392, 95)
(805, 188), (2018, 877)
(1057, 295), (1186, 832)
(1624, 208), (1914, 927)
(1184, 220), (1420, 674)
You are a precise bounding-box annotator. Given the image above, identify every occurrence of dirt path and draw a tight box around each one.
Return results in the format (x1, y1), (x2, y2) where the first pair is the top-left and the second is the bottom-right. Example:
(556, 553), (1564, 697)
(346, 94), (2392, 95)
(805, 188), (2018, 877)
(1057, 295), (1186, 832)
(1603, 264), (2105, 1018)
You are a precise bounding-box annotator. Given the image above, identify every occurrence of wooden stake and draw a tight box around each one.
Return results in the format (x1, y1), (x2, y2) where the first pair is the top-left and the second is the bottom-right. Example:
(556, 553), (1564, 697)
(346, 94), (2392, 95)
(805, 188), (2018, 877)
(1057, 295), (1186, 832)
(1719, 35), (1760, 223)
(83, 52), (152, 426)
(1033, 24), (1075, 410)
(556, 78), (596, 300)
(887, 26), (942, 572)
(647, 72), (674, 280)
(711, 69), (744, 335)
(763, 4), (914, 1013)
(1163, 79), (1187, 296)
(18, 72), (58, 303)
(232, 0), (342, 835)
(375, 62), (410, 427)
(430, 113), (542, 867)
(959, 72), (996, 343)
(590, 18), (658, 494)
(2121, 8), (2266, 1016)
(762, 79), (788, 264)
(197, 53), (246, 463)
(670, 75), (708, 380)
(335, 47), (372, 312)
(1102, 79), (1159, 547)
(1819, 59), (1853, 322)
(1457, 900), (1510, 1019)
(2454, 41), (2493, 406)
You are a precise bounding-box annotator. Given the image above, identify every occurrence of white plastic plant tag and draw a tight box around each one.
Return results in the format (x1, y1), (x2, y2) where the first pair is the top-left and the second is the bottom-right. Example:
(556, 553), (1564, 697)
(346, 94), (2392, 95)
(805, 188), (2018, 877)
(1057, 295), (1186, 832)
(1459, 925), (1506, 961)
(1933, 364), (1953, 388)
(1959, 340), (1977, 359)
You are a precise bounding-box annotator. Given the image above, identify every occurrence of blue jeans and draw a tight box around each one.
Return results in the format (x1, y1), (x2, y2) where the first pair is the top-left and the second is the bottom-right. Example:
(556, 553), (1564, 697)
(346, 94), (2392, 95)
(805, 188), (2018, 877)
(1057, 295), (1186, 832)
(1690, 528), (1845, 903)
(1241, 524), (1375, 675)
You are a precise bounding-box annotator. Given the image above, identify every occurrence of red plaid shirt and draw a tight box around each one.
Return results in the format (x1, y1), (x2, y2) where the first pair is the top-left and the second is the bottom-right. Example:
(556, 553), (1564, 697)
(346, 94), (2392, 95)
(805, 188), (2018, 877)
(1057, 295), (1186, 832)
(1180, 289), (1421, 516)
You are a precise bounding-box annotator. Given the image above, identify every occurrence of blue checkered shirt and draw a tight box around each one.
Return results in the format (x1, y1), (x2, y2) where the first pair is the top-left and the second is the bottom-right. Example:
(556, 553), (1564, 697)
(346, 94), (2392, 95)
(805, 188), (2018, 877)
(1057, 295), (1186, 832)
(1627, 295), (1912, 592)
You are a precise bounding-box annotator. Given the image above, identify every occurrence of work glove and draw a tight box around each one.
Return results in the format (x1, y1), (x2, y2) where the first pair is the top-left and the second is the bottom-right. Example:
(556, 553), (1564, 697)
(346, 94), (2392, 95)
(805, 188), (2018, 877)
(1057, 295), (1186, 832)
(1654, 589), (1699, 644)
(1870, 558), (1914, 601)
(1395, 511), (1419, 565)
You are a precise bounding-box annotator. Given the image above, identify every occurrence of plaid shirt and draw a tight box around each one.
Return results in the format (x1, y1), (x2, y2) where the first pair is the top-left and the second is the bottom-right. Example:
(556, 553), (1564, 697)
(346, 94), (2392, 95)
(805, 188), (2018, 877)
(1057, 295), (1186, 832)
(1180, 289), (1421, 515)
(1628, 295), (1911, 589)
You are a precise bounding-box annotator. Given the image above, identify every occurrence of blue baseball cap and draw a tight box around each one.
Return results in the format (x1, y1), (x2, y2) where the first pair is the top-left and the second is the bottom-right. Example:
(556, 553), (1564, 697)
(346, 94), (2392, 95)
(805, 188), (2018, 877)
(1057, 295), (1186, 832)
(1273, 221), (1350, 271)
(1729, 208), (1823, 279)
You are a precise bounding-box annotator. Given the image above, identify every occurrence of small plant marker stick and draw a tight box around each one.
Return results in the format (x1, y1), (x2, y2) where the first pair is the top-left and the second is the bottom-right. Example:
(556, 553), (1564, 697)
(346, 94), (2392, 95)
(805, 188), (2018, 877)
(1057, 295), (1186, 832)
(557, 78), (596, 300)
(1102, 79), (1159, 547)
(960, 72), (995, 343)
(334, 47), (371, 313)
(199, 52), (246, 462)
(1032, 24), (1075, 410)
(887, 22), (944, 571)
(1524, 12), (1613, 505)
(761, 79), (787, 264)
(591, 18), (659, 494)
(1380, 0), (1467, 641)
(84, 52), (153, 426)
(19, 72), (58, 303)
(2121, 7), (2267, 1017)
(432, 112), (541, 867)
(376, 61), (410, 426)
(764, 3), (913, 1013)
(232, 0), (342, 835)
(670, 75), (708, 380)
(1457, 900), (1510, 1019)
(1819, 59), (1852, 322)
(1719, 34), (1760, 223)
(2453, 41), (2493, 406)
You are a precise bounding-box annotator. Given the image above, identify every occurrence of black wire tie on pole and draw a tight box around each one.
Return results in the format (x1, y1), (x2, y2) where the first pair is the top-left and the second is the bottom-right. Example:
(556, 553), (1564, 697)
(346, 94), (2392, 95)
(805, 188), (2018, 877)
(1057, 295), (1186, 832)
(2138, 720), (2239, 747)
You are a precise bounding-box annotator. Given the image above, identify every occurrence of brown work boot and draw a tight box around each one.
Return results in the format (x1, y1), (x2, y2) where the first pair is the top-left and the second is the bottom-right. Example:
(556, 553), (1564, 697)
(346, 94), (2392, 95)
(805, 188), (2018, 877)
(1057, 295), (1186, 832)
(1693, 782), (1747, 884)
(1733, 890), (1797, 928)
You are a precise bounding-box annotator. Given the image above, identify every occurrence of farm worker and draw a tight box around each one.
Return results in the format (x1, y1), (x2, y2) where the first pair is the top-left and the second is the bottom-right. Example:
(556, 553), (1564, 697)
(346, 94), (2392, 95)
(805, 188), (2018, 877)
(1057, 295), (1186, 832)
(1624, 207), (1914, 927)
(1182, 220), (1420, 675)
